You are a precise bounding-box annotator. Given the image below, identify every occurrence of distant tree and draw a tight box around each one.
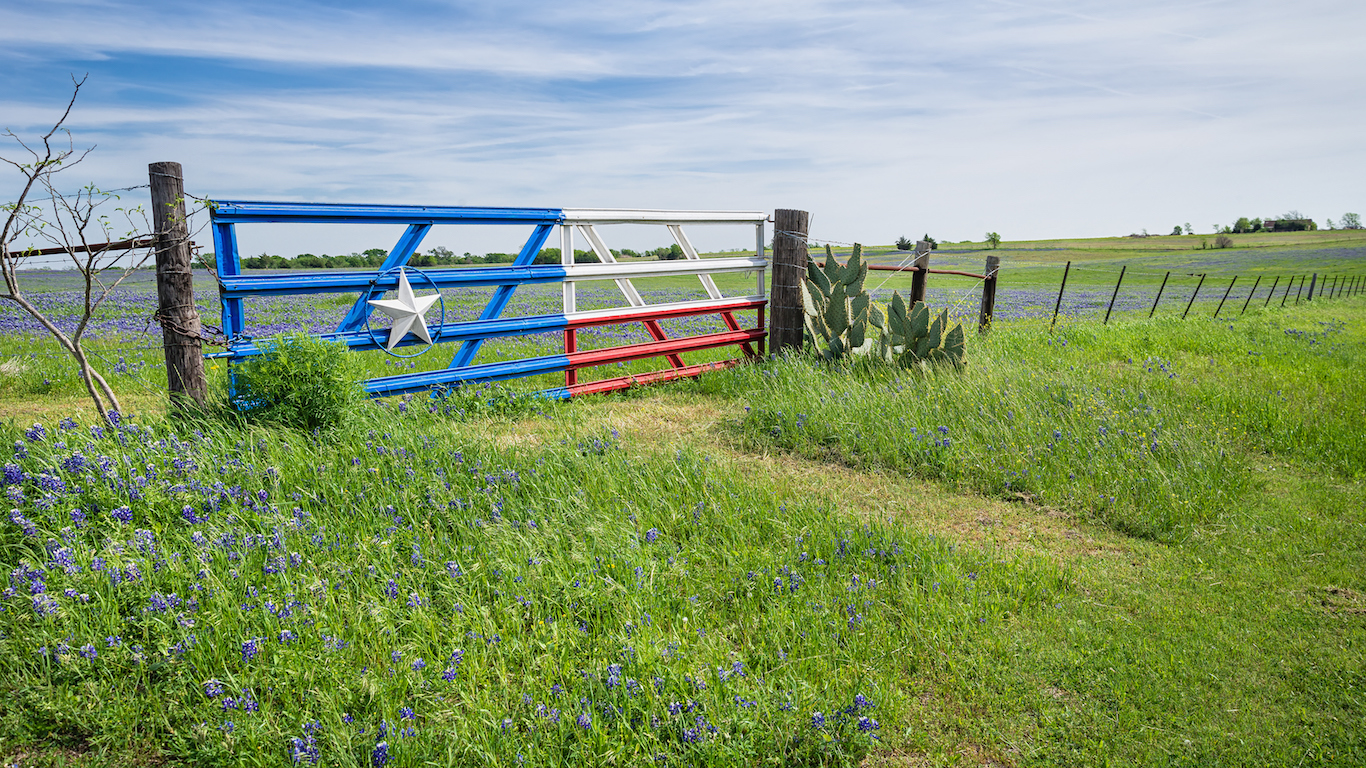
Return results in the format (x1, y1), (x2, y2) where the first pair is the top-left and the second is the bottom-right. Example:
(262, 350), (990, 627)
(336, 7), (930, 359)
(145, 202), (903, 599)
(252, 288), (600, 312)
(619, 248), (640, 258)
(1326, 218), (1336, 230)
(922, 233), (938, 250)
(1341, 212), (1362, 230)
(985, 232), (1001, 249)
(1215, 235), (1234, 249)
(895, 235), (913, 251)
(656, 243), (684, 260)
(1171, 225), (1183, 236)
(1233, 217), (1252, 234)
(1184, 223), (1193, 235)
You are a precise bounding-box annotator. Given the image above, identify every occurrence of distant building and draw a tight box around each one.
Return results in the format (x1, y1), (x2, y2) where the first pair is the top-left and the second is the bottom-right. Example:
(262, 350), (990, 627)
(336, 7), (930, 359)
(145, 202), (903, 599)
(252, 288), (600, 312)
(1263, 219), (1317, 232)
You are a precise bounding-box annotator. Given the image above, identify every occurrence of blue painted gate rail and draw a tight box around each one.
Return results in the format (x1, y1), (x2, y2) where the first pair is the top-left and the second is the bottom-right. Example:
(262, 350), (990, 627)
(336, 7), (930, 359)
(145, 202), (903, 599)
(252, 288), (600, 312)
(208, 201), (769, 399)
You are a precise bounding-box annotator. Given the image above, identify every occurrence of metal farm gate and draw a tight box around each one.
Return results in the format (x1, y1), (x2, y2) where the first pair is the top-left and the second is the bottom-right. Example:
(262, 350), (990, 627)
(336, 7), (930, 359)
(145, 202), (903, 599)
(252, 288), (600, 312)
(207, 202), (768, 399)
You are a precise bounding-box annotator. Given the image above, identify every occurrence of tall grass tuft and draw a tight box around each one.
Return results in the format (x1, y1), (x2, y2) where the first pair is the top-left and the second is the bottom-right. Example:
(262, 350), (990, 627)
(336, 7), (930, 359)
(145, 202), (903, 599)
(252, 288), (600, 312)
(228, 334), (366, 432)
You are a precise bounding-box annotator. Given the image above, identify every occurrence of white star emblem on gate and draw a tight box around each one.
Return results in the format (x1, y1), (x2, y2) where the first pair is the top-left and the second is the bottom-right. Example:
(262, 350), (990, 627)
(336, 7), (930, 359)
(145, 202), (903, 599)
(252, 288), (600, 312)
(367, 268), (442, 351)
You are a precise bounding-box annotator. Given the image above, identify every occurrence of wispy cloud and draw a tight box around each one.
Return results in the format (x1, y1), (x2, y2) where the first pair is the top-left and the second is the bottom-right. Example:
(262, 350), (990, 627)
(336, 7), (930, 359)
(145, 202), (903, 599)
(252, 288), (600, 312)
(2, 0), (1362, 254)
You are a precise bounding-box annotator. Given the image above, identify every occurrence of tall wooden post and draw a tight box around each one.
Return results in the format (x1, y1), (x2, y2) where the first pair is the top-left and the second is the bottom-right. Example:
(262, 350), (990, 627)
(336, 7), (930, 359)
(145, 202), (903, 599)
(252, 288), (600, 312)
(909, 241), (930, 305)
(770, 208), (809, 356)
(1306, 273), (1317, 301)
(149, 161), (207, 409)
(978, 254), (999, 333)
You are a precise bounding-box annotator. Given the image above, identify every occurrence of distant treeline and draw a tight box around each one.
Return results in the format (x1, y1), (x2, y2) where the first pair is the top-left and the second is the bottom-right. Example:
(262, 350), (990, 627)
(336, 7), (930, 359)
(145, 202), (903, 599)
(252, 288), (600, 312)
(240, 244), (690, 270)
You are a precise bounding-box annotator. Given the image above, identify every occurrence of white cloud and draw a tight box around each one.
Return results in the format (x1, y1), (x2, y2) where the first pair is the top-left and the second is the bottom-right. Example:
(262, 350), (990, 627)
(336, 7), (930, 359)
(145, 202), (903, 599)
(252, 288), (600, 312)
(1, 0), (1363, 256)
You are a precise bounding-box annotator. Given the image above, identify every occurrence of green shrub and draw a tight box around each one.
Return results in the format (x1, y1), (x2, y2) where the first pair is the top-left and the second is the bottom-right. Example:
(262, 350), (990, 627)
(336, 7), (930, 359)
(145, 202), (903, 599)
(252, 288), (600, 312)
(230, 333), (365, 431)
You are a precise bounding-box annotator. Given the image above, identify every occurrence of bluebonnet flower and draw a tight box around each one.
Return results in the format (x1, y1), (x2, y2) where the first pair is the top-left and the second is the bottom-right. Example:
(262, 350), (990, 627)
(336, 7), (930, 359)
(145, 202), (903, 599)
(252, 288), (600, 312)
(106, 635), (122, 648)
(80, 644), (97, 659)
(241, 638), (263, 662)
(279, 630), (296, 644)
(221, 721), (235, 733)
(858, 716), (880, 732)
(442, 667), (457, 682)
(289, 734), (319, 765)
(811, 711), (826, 729)
(204, 679), (225, 698)
(9, 510), (37, 537)
(111, 506), (133, 524)
(411, 657), (425, 671)
(449, 649), (464, 665)
(576, 712), (592, 730)
(32, 594), (59, 616)
(371, 741), (390, 767)
(445, 562), (462, 578)
(391, 650), (403, 664)
(644, 528), (659, 543)
(26, 424), (46, 442)
(1, 463), (22, 485)
(399, 706), (415, 720)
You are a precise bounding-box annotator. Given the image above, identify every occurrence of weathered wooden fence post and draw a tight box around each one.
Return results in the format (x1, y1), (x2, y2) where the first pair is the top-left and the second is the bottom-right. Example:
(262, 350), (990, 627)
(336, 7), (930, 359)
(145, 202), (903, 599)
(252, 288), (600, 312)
(1214, 276), (1237, 318)
(1296, 275), (1305, 304)
(1306, 273), (1317, 301)
(1240, 275), (1261, 314)
(1182, 274), (1206, 319)
(1150, 271), (1170, 317)
(1050, 261), (1070, 330)
(1104, 265), (1126, 324)
(149, 161), (207, 410)
(770, 208), (809, 357)
(1263, 276), (1278, 308)
(909, 240), (930, 305)
(978, 254), (1000, 333)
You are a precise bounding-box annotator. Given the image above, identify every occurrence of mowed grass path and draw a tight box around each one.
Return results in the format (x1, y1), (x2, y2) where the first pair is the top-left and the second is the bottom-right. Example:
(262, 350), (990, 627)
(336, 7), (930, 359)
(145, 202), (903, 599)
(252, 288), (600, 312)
(1, 287), (1364, 765)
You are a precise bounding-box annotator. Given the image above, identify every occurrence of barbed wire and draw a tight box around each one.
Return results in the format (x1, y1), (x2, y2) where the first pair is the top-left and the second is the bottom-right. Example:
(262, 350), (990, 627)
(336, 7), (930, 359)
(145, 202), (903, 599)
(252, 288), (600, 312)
(12, 184), (151, 204)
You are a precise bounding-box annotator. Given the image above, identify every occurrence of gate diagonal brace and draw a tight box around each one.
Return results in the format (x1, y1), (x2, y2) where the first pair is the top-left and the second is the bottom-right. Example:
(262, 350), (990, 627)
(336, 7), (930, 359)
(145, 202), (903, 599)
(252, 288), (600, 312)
(577, 224), (684, 369)
(668, 224), (756, 358)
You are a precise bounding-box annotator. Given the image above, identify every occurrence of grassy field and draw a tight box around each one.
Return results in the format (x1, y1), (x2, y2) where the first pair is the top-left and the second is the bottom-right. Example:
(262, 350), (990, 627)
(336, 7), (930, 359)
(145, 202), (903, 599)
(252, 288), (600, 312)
(1, 235), (1364, 766)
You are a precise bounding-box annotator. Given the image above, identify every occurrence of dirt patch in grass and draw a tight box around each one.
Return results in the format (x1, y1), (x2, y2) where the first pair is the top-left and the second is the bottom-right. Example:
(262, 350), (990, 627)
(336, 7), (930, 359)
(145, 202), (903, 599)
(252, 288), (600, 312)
(522, 391), (1132, 561)
(1306, 585), (1366, 617)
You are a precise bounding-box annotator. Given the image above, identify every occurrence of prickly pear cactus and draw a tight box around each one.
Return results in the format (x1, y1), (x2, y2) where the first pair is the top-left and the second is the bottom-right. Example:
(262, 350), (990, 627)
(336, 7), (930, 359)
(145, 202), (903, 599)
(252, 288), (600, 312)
(882, 292), (967, 370)
(800, 244), (877, 359)
(799, 242), (966, 369)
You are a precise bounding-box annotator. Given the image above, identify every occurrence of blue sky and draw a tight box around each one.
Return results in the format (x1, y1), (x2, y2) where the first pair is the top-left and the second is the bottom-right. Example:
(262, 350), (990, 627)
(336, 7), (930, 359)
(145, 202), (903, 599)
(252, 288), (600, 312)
(2, 0), (1363, 256)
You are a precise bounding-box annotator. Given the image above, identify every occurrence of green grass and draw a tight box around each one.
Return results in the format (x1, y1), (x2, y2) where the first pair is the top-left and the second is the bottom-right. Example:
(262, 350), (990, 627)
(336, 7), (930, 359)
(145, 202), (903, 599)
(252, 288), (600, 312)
(2, 259), (1365, 766)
